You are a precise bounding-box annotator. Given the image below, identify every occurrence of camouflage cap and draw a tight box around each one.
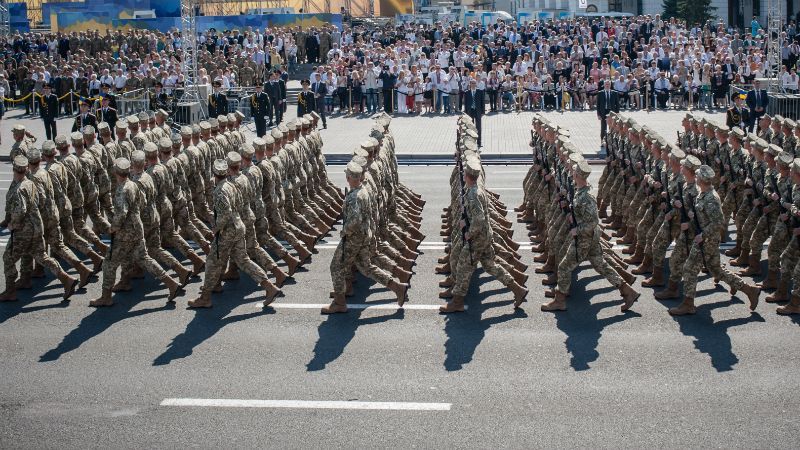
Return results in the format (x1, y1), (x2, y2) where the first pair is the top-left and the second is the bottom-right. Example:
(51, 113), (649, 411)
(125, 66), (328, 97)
(361, 138), (379, 151)
(785, 119), (798, 128)
(54, 135), (69, 146)
(568, 152), (585, 165)
(681, 155), (702, 169)
(227, 113), (236, 123)
(241, 143), (255, 158)
(131, 150), (146, 164)
(463, 139), (478, 152)
(212, 159), (228, 176)
(300, 118), (311, 127)
(116, 119), (128, 131)
(252, 137), (266, 148)
(286, 120), (298, 131)
(353, 147), (369, 158)
(158, 137), (172, 150)
(137, 112), (148, 122)
(12, 155), (28, 171)
(345, 161), (363, 178)
(180, 126), (193, 136)
(767, 143), (782, 156)
(157, 109), (169, 118)
(217, 115), (228, 125)
(171, 133), (181, 144)
(352, 155), (368, 168)
(27, 148), (42, 164)
(114, 157), (131, 175)
(575, 160), (592, 178)
(310, 111), (321, 120)
(234, 111), (245, 120)
(695, 164), (715, 182)
(208, 118), (220, 129)
(226, 151), (242, 167)
(271, 128), (283, 139)
(147, 111), (156, 121)
(464, 158), (481, 177)
(774, 114), (785, 122)
(70, 131), (83, 142)
(730, 127), (746, 138)
(126, 115), (139, 124)
(12, 124), (25, 132)
(143, 142), (158, 156)
(82, 125), (96, 136)
(277, 124), (289, 133)
(368, 128), (383, 140)
(199, 121), (212, 131)
(97, 122), (110, 134)
(263, 135), (275, 145)
(778, 151), (794, 166)
(41, 140), (56, 156)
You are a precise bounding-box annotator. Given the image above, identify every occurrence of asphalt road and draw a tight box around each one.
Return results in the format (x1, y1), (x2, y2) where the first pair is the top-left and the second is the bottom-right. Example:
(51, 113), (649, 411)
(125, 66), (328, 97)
(1, 163), (799, 448)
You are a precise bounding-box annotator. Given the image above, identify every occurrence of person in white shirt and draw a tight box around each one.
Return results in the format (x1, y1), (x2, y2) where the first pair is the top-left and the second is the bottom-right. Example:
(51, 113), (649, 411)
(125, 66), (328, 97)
(782, 67), (799, 93)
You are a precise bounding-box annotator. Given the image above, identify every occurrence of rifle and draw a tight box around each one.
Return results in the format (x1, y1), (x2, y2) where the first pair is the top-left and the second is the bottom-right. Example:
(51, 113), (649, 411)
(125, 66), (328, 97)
(676, 181), (691, 255)
(687, 192), (708, 271)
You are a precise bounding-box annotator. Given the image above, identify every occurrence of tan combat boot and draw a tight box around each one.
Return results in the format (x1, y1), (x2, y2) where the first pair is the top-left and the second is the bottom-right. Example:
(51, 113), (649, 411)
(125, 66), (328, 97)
(88, 250), (104, 274)
(0, 287), (17, 302)
(112, 275), (132, 292)
(439, 277), (454, 288)
(724, 236), (741, 257)
(175, 265), (192, 288)
(435, 262), (451, 274)
(511, 281), (529, 308)
(542, 273), (557, 286)
(669, 296), (697, 315)
(283, 253), (301, 276)
(741, 283), (761, 311)
(392, 266), (412, 284)
(161, 275), (183, 302)
(642, 266), (665, 287)
(512, 269), (528, 286)
(322, 294), (348, 314)
(777, 294), (800, 315)
(75, 262), (93, 289)
(620, 283), (641, 312)
(389, 280), (409, 307)
(766, 278), (791, 303)
(297, 246), (312, 263)
(730, 251), (750, 267)
(188, 251), (206, 277)
(535, 255), (555, 274)
(533, 250), (549, 262)
(89, 288), (114, 307)
(439, 295), (465, 313)
(439, 287), (453, 299)
(632, 254), (653, 275)
(759, 270), (779, 291)
(14, 273), (32, 290)
(624, 245), (645, 265)
(654, 280), (681, 300)
(188, 290), (213, 308)
(541, 289), (568, 311)
(740, 255), (762, 276)
(261, 279), (282, 307)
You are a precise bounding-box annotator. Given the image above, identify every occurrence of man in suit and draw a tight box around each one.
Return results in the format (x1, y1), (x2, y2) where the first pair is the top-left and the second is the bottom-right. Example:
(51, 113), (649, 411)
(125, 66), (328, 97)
(71, 99), (97, 133)
(311, 73), (327, 129)
(250, 83), (271, 137)
(746, 79), (769, 132)
(96, 95), (118, 135)
(208, 80), (228, 118)
(265, 71), (284, 126)
(463, 79), (485, 147)
(39, 83), (59, 140)
(596, 80), (619, 144)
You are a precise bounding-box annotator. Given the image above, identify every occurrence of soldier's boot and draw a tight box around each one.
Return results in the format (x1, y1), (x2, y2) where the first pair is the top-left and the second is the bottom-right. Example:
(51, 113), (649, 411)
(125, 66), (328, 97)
(511, 281), (529, 308)
(297, 245), (312, 263)
(32, 262), (45, 278)
(542, 273), (557, 286)
(89, 288), (114, 307)
(669, 296), (697, 315)
(654, 281), (681, 300)
(724, 236), (742, 257)
(94, 240), (109, 254)
(283, 254), (301, 276)
(399, 257), (415, 272)
(730, 252), (750, 267)
(56, 270), (78, 301)
(512, 269), (528, 286)
(261, 279), (282, 307)
(407, 227), (425, 241)
(720, 227), (728, 243)
(322, 294), (348, 314)
(632, 254), (654, 275)
(439, 276), (454, 288)
(618, 269), (636, 286)
(0, 287), (17, 302)
(759, 270), (779, 290)
(392, 266), (412, 284)
(270, 267), (288, 288)
(212, 282), (224, 293)
(112, 275), (132, 292)
(541, 290), (568, 311)
(439, 295), (465, 313)
(766, 278), (791, 303)
(188, 291), (213, 308)
(161, 275), (182, 302)
(389, 280), (409, 307)
(439, 228), (450, 237)
(175, 265), (192, 288)
(513, 203), (526, 213)
(518, 211), (535, 223)
(435, 262), (451, 274)
(532, 242), (547, 253)
(739, 255), (762, 276)
(642, 266), (665, 287)
(533, 250), (549, 263)
(612, 225), (627, 238)
(777, 294), (800, 314)
(617, 227), (635, 245)
(439, 287), (454, 299)
(402, 235), (419, 251)
(741, 283), (761, 311)
(437, 255), (449, 264)
(88, 250), (104, 275)
(620, 283), (641, 312)
(188, 252), (206, 277)
(130, 266), (145, 279)
(624, 245), (645, 265)
(509, 257), (527, 273)
(598, 201), (608, 219)
(75, 262), (93, 289)
(544, 288), (558, 298)
(221, 265), (240, 281)
(300, 234), (317, 251)
(14, 273), (32, 290)
(535, 255), (555, 274)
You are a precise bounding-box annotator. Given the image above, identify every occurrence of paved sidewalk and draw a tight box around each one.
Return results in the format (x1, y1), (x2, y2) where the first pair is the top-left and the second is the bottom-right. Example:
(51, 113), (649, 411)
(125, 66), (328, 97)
(1, 104), (725, 159)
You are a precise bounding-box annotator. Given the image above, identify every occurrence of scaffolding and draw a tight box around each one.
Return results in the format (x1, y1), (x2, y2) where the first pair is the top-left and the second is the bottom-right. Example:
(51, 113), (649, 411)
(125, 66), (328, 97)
(0, 0), (9, 36)
(178, 0), (205, 123)
(766, 0), (783, 91)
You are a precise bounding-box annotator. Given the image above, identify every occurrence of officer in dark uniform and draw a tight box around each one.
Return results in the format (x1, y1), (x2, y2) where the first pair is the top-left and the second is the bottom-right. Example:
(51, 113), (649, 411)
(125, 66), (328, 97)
(208, 80), (228, 118)
(148, 81), (169, 111)
(72, 98), (97, 133)
(297, 79), (315, 117)
(39, 83), (59, 140)
(96, 95), (118, 135)
(99, 83), (117, 110)
(726, 94), (750, 132)
(249, 83), (271, 137)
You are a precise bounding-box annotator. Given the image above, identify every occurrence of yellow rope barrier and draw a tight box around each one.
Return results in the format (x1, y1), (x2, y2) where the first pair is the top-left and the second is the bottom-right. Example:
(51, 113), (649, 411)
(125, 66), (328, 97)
(1, 92), (103, 103)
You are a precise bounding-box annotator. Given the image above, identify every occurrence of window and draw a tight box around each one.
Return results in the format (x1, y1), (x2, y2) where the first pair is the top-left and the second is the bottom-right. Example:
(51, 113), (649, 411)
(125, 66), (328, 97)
(608, 0), (622, 12)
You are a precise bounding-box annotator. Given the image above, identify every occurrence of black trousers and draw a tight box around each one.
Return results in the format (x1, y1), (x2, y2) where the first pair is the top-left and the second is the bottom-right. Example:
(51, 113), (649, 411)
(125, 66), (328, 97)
(254, 116), (267, 137)
(468, 109), (482, 146)
(382, 89), (393, 113)
(315, 99), (327, 127)
(268, 98), (282, 125)
(599, 114), (609, 142)
(43, 118), (57, 141)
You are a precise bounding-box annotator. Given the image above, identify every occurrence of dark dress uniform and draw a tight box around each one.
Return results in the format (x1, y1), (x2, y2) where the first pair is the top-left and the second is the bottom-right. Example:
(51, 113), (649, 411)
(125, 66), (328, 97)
(96, 106), (119, 134)
(726, 105), (750, 131)
(208, 90), (228, 118)
(39, 92), (59, 140)
(249, 91), (271, 137)
(72, 112), (97, 133)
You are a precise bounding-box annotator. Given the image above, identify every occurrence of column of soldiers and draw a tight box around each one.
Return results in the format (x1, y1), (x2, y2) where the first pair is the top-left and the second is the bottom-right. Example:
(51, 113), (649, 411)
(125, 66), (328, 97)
(592, 112), (768, 316)
(436, 115), (529, 313)
(326, 113), (426, 314)
(518, 114), (640, 312)
(1, 110), (347, 309)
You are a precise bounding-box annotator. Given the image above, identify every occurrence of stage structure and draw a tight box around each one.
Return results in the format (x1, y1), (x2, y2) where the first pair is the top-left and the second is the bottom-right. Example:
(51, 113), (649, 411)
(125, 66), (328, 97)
(176, 0), (206, 124)
(0, 1), (9, 36)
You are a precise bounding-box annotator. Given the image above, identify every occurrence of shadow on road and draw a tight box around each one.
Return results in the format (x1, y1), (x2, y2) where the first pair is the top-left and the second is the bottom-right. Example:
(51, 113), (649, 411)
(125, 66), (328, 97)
(668, 297), (766, 372)
(442, 271), (529, 372)
(306, 277), (404, 371)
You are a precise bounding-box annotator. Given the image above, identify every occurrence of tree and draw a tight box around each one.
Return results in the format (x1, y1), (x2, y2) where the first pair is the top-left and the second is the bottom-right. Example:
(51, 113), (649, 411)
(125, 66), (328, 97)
(678, 0), (717, 26)
(662, 0), (680, 20)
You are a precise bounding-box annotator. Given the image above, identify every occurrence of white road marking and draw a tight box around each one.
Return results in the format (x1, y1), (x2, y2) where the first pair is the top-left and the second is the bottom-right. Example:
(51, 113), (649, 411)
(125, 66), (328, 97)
(160, 398), (451, 411)
(256, 302), (464, 310)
